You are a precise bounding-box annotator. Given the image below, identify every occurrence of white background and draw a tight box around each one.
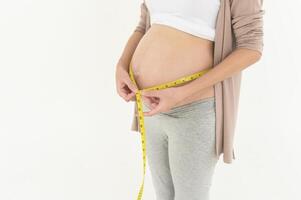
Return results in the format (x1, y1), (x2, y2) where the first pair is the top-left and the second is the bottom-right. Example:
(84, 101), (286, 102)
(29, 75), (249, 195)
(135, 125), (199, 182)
(0, 0), (300, 199)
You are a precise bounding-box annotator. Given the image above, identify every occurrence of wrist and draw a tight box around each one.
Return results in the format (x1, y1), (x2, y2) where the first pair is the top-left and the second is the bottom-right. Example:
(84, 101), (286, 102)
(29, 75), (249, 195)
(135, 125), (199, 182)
(116, 60), (129, 70)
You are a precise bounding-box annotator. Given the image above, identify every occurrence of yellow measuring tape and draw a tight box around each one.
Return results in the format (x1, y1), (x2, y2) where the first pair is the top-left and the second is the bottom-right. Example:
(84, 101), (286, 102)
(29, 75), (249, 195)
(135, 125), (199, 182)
(129, 63), (210, 200)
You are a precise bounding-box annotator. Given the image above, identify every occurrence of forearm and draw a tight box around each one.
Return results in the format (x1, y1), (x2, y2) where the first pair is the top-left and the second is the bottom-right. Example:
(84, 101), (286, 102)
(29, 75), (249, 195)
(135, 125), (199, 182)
(117, 31), (144, 70)
(178, 48), (262, 99)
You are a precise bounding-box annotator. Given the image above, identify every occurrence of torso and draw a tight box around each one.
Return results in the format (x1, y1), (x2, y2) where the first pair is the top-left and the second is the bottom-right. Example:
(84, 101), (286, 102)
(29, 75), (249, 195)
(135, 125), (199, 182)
(130, 24), (215, 108)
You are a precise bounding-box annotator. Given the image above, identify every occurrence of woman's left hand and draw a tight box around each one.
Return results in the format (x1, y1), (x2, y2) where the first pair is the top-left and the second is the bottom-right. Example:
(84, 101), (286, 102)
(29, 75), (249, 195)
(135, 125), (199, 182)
(140, 87), (185, 116)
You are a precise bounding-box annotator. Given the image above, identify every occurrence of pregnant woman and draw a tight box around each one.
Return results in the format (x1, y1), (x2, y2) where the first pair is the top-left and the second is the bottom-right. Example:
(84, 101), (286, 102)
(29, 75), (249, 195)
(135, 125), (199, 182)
(115, 0), (264, 199)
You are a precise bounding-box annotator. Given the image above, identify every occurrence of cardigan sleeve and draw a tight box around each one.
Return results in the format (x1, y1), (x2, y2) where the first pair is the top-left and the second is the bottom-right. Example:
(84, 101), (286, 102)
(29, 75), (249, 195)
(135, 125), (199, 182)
(134, 1), (148, 34)
(230, 0), (265, 53)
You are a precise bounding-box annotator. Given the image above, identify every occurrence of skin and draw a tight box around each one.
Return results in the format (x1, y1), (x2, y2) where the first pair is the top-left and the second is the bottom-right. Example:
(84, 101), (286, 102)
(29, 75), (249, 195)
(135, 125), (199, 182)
(115, 31), (142, 101)
(115, 30), (262, 117)
(141, 48), (262, 116)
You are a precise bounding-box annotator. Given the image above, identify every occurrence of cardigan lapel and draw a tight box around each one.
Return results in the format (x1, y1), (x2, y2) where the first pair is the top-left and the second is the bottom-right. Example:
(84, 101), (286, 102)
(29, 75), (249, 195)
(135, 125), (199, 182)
(212, 0), (225, 159)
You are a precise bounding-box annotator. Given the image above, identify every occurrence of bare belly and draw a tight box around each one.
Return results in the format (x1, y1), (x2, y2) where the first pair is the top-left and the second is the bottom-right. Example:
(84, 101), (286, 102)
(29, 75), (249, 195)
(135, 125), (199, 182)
(130, 24), (215, 108)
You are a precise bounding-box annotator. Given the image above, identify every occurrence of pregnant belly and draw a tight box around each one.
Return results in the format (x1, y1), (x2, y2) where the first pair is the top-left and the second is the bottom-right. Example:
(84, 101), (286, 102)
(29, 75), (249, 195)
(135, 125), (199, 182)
(130, 24), (215, 108)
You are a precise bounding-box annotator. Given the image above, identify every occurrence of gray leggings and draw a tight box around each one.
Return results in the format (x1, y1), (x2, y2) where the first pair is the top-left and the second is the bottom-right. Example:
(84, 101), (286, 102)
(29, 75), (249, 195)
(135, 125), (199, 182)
(142, 96), (219, 200)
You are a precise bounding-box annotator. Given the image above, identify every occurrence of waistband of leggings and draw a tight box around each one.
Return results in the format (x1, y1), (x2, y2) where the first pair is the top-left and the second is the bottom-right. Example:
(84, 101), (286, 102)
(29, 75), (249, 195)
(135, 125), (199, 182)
(160, 96), (215, 114)
(142, 96), (215, 113)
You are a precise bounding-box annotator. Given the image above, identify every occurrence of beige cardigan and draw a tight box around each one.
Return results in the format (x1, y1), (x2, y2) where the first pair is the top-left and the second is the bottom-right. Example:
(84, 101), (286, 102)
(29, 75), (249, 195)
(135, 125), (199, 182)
(130, 0), (264, 164)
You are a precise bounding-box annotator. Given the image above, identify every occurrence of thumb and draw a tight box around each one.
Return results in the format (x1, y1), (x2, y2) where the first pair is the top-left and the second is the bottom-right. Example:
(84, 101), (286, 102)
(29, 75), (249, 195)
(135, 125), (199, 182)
(124, 78), (138, 93)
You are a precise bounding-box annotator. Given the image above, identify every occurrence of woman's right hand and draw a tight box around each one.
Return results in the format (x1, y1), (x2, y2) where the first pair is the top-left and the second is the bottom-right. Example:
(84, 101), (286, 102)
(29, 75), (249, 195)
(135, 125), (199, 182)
(115, 63), (138, 102)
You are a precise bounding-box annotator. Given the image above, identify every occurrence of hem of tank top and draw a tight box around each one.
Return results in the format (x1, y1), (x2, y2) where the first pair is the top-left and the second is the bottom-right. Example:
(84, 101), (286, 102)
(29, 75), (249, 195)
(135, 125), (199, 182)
(150, 18), (216, 41)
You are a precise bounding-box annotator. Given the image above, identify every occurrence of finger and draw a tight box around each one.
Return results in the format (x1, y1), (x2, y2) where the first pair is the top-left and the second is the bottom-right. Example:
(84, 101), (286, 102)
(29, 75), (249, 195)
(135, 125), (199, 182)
(124, 78), (138, 93)
(143, 103), (164, 116)
(118, 90), (127, 100)
(147, 97), (159, 109)
(118, 82), (130, 99)
(129, 95), (136, 102)
(150, 96), (160, 104)
(119, 80), (137, 102)
(125, 91), (136, 102)
(141, 96), (154, 109)
(151, 102), (158, 108)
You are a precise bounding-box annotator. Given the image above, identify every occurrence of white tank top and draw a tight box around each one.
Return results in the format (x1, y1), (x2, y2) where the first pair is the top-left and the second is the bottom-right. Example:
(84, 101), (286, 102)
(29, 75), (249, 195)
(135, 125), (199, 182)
(144, 0), (220, 41)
